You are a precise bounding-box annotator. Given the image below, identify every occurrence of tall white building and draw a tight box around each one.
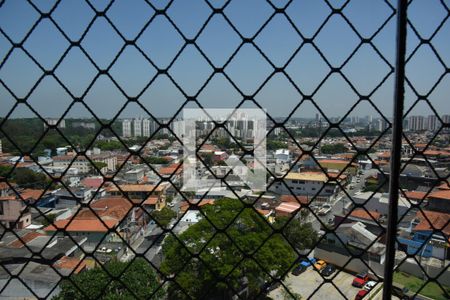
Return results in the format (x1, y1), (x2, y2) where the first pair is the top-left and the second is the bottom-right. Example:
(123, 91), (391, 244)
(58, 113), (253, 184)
(122, 119), (132, 138)
(407, 115), (424, 131)
(134, 118), (142, 137)
(172, 120), (184, 138)
(426, 115), (438, 131)
(377, 118), (388, 132)
(142, 119), (151, 137)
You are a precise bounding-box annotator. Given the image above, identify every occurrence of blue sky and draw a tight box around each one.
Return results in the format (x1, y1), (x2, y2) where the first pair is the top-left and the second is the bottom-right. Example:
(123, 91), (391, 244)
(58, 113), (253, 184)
(0, 0), (449, 123)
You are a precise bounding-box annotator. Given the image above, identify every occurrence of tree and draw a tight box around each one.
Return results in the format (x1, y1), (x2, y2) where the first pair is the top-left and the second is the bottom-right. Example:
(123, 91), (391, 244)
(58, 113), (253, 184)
(274, 217), (319, 251)
(53, 258), (164, 300)
(320, 143), (348, 154)
(151, 207), (176, 228)
(143, 156), (169, 165)
(13, 168), (51, 189)
(160, 199), (302, 299)
(91, 161), (107, 174)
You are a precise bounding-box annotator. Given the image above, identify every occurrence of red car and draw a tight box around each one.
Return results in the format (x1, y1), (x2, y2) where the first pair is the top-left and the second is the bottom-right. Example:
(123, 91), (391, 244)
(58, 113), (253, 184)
(352, 272), (369, 288)
(354, 289), (369, 300)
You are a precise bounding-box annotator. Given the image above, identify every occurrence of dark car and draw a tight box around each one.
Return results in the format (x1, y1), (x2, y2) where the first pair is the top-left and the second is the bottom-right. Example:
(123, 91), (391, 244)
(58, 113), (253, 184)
(291, 265), (306, 276)
(321, 264), (336, 277)
(392, 283), (414, 300)
(262, 281), (281, 293)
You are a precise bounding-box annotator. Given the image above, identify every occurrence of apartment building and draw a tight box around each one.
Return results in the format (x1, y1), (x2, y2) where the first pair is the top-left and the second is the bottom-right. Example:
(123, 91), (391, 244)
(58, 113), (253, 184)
(269, 172), (338, 197)
(52, 153), (117, 174)
(122, 119), (132, 138)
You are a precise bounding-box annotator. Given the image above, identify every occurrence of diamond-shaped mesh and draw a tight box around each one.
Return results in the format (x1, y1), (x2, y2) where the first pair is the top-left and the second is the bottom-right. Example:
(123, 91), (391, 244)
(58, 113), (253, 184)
(0, 0), (448, 299)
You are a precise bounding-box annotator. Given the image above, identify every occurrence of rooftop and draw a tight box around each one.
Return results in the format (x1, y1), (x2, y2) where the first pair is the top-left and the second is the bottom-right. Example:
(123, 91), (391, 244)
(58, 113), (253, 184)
(45, 219), (118, 232)
(285, 172), (327, 182)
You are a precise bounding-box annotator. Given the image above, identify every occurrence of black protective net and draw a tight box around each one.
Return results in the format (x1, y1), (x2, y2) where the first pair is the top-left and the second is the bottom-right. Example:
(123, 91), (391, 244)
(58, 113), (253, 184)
(0, 0), (448, 299)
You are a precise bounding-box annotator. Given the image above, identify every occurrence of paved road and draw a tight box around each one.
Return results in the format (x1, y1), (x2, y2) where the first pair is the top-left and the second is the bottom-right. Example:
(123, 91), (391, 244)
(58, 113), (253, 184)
(309, 169), (380, 231)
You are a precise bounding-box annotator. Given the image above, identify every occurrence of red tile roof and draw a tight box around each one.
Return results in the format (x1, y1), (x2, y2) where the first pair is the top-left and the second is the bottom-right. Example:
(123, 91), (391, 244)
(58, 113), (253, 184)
(275, 202), (301, 214)
(8, 232), (43, 248)
(404, 191), (427, 201)
(44, 219), (118, 232)
(428, 190), (450, 201)
(53, 256), (87, 274)
(81, 177), (104, 189)
(20, 189), (44, 201)
(350, 209), (381, 221)
(143, 196), (160, 205)
(414, 210), (450, 236)
(280, 195), (309, 205)
(77, 197), (132, 221)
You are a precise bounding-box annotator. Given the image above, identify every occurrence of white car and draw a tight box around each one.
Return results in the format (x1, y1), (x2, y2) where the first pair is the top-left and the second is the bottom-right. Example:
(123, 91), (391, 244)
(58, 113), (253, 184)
(318, 204), (332, 215)
(364, 280), (377, 291)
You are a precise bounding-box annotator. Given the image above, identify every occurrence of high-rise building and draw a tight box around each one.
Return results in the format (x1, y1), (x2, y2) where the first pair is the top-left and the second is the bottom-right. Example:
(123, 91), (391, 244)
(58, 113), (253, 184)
(122, 119), (132, 138)
(134, 119), (142, 137)
(443, 115), (450, 132)
(377, 118), (388, 132)
(142, 119), (151, 137)
(426, 115), (438, 131)
(407, 115), (424, 131)
(142, 118), (158, 137)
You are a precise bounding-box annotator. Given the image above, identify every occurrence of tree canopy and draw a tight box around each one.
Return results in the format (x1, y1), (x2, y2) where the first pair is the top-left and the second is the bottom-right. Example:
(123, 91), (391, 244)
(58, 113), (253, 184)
(320, 143), (348, 154)
(151, 207), (176, 228)
(53, 258), (164, 300)
(160, 198), (317, 299)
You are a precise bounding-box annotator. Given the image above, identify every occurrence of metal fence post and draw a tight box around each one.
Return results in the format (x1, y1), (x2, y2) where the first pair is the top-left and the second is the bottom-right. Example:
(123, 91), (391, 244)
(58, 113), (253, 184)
(383, 0), (408, 298)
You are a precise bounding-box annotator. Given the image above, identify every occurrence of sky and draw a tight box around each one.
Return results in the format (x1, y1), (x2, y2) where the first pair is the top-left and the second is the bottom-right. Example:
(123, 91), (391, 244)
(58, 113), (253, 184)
(0, 0), (449, 123)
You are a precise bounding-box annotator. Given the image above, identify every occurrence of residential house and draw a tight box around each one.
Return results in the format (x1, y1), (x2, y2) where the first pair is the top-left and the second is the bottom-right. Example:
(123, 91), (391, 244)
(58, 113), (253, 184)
(269, 171), (339, 198)
(398, 210), (449, 260)
(44, 197), (138, 249)
(0, 196), (31, 229)
(427, 189), (450, 213)
(106, 184), (166, 202)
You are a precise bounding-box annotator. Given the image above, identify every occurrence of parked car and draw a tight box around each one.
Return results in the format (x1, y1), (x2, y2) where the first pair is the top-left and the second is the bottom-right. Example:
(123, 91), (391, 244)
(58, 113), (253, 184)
(321, 264), (336, 277)
(318, 204), (332, 216)
(299, 257), (317, 268)
(291, 265), (306, 276)
(363, 280), (377, 291)
(354, 289), (368, 300)
(262, 281), (281, 293)
(314, 260), (327, 271)
(392, 283), (414, 299)
(352, 272), (370, 288)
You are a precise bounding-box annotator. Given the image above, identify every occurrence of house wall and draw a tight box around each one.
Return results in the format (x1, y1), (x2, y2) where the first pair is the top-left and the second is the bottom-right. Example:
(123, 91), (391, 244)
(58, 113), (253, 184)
(270, 179), (336, 197)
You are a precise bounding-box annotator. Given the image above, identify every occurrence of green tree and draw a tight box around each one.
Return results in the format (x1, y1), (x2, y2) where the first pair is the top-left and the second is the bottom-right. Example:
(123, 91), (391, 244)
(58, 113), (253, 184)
(0, 165), (13, 178)
(151, 207), (176, 228)
(160, 199), (302, 299)
(53, 258), (164, 300)
(41, 213), (57, 227)
(12, 168), (51, 189)
(94, 140), (124, 151)
(274, 217), (318, 251)
(91, 161), (108, 174)
(143, 156), (169, 165)
(320, 143), (348, 154)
